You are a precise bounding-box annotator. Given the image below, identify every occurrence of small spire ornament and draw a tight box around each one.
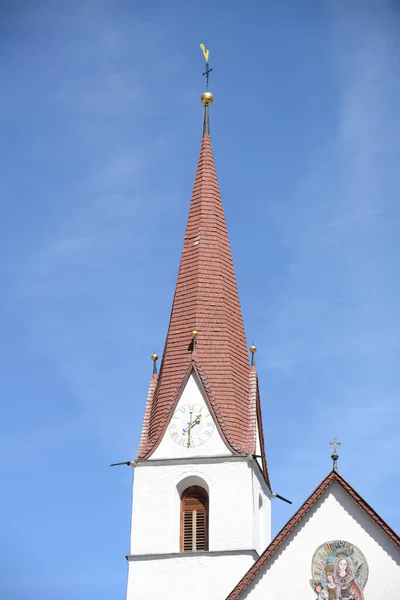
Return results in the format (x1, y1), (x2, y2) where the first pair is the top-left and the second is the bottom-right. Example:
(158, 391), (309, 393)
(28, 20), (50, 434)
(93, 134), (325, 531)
(151, 352), (159, 375)
(329, 437), (341, 472)
(191, 329), (198, 352)
(249, 343), (257, 367)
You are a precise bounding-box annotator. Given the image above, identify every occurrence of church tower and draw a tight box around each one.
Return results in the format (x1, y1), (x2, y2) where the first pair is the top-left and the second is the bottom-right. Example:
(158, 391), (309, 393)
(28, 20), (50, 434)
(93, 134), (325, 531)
(126, 53), (272, 600)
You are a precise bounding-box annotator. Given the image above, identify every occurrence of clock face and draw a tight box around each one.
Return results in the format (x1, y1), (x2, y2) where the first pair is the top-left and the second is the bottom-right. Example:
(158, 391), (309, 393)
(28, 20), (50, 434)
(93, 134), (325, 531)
(169, 403), (215, 448)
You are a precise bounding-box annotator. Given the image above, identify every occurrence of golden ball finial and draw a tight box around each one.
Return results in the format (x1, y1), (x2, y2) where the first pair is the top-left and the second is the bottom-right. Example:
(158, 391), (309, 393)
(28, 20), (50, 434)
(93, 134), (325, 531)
(151, 352), (158, 362)
(250, 345), (257, 354)
(191, 330), (198, 339)
(201, 91), (214, 105)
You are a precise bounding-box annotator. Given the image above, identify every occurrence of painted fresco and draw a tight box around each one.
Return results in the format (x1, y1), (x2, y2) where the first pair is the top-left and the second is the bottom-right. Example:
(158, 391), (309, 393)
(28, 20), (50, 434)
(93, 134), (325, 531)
(310, 540), (368, 599)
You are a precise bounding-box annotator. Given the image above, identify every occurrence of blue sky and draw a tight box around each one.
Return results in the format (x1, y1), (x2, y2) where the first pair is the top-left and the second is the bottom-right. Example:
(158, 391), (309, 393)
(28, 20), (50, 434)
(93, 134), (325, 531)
(1, 0), (399, 598)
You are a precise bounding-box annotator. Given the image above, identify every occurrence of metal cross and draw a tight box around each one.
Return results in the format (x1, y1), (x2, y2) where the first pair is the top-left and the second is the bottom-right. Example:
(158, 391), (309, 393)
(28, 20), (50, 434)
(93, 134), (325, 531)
(329, 437), (341, 454)
(202, 62), (213, 91)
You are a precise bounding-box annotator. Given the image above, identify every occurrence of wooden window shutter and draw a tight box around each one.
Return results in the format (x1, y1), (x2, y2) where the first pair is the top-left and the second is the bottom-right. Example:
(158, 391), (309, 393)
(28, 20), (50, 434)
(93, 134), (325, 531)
(180, 486), (209, 552)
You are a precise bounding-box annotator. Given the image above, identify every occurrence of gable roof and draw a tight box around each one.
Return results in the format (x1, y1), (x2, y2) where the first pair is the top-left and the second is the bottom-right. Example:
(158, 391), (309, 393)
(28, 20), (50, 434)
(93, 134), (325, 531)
(137, 106), (266, 463)
(226, 469), (400, 600)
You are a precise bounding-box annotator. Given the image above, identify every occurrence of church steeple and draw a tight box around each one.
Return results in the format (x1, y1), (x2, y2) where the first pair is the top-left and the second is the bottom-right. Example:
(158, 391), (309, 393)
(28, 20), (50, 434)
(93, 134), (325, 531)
(137, 54), (268, 480)
(126, 53), (272, 600)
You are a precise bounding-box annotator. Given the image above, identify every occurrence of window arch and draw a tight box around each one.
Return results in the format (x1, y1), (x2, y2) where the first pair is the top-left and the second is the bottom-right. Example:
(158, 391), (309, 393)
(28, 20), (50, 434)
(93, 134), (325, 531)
(180, 486), (209, 552)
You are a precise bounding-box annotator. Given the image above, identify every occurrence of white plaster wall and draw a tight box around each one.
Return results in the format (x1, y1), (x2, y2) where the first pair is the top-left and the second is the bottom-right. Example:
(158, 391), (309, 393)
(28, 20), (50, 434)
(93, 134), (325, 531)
(152, 373), (231, 460)
(127, 551), (256, 600)
(241, 482), (400, 600)
(129, 458), (270, 555)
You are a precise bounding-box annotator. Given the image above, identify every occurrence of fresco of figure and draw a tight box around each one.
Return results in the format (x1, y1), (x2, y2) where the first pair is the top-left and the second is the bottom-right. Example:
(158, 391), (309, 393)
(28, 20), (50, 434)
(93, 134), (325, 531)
(333, 556), (364, 600)
(317, 569), (339, 599)
(310, 540), (368, 599)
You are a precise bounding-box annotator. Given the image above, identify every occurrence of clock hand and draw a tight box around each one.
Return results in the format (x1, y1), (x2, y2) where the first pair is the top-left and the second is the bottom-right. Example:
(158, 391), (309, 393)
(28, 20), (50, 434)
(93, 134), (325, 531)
(191, 414), (202, 426)
(183, 411), (192, 435)
(182, 419), (200, 434)
(182, 414), (202, 434)
(187, 411), (194, 448)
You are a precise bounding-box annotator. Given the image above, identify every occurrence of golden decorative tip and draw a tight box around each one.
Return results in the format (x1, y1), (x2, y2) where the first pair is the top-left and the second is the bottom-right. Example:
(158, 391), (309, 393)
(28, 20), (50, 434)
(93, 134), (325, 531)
(201, 91), (214, 105)
(250, 345), (257, 354)
(191, 330), (198, 339)
(151, 353), (158, 362)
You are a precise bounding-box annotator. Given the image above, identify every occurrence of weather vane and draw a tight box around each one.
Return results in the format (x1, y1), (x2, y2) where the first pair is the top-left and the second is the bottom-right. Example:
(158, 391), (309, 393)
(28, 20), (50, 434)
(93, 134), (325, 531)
(200, 43), (212, 90)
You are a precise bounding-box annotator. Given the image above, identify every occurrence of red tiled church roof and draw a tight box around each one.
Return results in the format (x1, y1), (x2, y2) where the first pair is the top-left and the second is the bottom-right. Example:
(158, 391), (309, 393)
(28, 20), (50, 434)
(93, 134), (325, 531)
(137, 106), (266, 463)
(226, 469), (400, 600)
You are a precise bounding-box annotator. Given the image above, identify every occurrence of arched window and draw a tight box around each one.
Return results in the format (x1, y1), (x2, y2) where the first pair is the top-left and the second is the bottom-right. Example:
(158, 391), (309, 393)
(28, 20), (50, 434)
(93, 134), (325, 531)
(180, 486), (209, 552)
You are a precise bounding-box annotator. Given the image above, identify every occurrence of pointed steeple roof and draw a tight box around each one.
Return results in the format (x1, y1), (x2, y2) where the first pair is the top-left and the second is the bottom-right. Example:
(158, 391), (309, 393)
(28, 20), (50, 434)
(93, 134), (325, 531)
(138, 98), (266, 465)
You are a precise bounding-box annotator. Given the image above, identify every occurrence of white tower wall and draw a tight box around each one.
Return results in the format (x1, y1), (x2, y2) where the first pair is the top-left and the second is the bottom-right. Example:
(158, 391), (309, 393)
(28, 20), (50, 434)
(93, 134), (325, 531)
(126, 456), (271, 599)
